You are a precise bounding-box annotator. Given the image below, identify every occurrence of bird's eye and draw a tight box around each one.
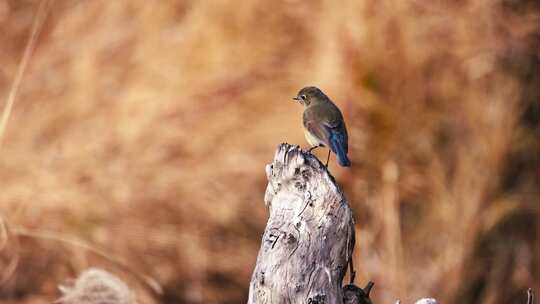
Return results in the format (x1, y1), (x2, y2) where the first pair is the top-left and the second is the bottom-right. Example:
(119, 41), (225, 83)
(300, 95), (306, 100)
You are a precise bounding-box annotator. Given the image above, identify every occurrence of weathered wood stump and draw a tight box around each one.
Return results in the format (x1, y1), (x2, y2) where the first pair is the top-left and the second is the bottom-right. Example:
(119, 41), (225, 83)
(248, 143), (356, 304)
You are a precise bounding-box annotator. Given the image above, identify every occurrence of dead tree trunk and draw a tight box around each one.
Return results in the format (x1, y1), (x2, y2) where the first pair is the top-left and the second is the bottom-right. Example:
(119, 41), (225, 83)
(248, 143), (356, 304)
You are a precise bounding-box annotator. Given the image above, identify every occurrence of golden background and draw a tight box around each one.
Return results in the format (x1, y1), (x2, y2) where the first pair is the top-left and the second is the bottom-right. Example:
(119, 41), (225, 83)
(0, 1), (539, 303)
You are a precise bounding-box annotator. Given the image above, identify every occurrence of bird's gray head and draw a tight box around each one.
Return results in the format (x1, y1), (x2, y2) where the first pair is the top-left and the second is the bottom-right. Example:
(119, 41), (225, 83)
(293, 86), (327, 106)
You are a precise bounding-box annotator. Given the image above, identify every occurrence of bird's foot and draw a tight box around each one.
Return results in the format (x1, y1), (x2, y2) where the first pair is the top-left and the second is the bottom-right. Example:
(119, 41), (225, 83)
(325, 149), (331, 168)
(307, 144), (323, 153)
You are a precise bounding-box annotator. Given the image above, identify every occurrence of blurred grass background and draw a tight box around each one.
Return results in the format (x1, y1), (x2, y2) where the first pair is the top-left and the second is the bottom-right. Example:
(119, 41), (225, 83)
(0, 0), (539, 303)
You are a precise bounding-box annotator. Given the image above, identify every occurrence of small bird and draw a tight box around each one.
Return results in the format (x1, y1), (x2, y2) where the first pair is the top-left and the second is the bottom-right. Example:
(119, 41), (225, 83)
(293, 86), (351, 167)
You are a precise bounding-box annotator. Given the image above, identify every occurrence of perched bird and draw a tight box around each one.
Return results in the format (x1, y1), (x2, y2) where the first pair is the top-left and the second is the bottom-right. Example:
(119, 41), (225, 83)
(293, 86), (351, 167)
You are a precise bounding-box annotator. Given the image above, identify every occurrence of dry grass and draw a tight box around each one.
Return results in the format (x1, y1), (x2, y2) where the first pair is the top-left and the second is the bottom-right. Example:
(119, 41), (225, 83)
(0, 0), (539, 303)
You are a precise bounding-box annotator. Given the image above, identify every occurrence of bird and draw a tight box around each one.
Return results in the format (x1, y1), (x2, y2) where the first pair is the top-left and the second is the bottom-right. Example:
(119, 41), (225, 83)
(293, 86), (351, 167)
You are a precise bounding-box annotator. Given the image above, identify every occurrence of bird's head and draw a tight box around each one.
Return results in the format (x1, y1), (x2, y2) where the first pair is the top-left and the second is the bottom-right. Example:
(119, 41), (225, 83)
(293, 86), (326, 106)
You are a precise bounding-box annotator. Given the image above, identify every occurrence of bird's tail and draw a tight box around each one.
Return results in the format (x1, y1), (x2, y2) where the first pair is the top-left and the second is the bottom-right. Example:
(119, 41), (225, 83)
(329, 132), (351, 167)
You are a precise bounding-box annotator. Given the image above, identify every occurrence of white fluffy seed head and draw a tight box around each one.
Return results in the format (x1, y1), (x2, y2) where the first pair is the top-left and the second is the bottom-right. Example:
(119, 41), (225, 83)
(57, 268), (135, 304)
(414, 298), (439, 304)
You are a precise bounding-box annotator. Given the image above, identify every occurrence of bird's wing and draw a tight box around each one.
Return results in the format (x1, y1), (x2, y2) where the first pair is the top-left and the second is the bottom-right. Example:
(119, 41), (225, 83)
(311, 105), (348, 153)
(325, 105), (348, 153)
(303, 104), (348, 146)
(303, 109), (331, 147)
(326, 118), (348, 153)
(304, 119), (330, 146)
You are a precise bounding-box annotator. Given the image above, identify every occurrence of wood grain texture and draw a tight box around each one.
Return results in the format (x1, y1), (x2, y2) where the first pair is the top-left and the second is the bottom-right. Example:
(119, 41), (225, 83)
(248, 143), (355, 304)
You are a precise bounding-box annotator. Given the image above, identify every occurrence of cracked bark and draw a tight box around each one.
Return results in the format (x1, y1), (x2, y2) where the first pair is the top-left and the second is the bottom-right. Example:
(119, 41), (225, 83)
(248, 143), (356, 304)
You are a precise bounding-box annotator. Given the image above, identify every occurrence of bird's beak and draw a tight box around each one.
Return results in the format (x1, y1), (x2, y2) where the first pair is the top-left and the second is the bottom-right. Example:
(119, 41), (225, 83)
(292, 97), (300, 101)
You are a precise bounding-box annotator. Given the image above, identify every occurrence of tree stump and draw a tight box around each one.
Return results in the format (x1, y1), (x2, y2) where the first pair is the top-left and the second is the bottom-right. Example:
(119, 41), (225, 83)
(248, 143), (356, 304)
